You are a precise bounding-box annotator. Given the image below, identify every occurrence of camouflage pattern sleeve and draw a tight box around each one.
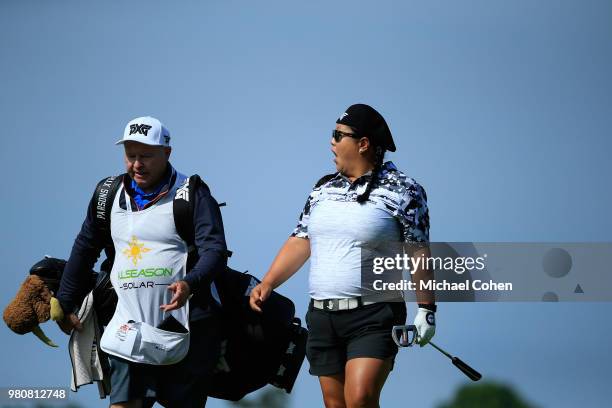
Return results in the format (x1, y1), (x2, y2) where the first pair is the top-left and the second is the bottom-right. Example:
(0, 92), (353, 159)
(290, 191), (315, 238)
(396, 180), (430, 243)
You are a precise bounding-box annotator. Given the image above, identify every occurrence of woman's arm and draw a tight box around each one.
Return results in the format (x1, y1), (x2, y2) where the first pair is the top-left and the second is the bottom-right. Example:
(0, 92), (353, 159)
(249, 236), (310, 312)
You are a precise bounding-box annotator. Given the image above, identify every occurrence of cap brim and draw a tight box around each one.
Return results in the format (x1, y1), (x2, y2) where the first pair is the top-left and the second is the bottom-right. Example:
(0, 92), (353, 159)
(115, 136), (165, 146)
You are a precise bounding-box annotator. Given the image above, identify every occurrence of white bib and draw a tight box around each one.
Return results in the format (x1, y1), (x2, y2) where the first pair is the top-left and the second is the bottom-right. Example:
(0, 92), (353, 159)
(100, 174), (191, 365)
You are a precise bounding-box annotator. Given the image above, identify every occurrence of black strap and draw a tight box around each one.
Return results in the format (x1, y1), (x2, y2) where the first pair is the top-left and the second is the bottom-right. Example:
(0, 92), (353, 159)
(93, 174), (124, 246)
(173, 174), (201, 250)
(173, 174), (232, 262)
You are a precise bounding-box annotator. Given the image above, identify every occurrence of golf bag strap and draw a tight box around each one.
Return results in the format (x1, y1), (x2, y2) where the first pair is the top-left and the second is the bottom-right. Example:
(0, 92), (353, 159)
(93, 174), (124, 249)
(173, 174), (198, 253)
(173, 174), (232, 260)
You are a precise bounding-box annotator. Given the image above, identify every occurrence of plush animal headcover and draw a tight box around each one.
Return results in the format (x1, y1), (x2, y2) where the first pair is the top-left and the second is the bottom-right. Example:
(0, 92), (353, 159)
(3, 257), (70, 347)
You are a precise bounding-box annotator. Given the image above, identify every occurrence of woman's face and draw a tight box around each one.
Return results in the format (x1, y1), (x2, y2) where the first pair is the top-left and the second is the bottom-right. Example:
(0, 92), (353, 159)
(331, 123), (363, 175)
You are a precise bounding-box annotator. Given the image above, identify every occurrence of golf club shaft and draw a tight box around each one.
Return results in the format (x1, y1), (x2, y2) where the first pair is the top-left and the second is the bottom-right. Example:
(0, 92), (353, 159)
(428, 340), (482, 381)
(428, 341), (452, 359)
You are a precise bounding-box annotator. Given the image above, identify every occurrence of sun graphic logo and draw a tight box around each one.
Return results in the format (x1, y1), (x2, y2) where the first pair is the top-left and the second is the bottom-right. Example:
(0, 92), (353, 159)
(123, 236), (151, 266)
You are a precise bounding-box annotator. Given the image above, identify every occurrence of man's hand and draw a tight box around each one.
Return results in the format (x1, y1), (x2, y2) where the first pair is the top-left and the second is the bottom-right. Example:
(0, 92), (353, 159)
(160, 280), (191, 312)
(249, 282), (273, 313)
(414, 307), (436, 347)
(57, 313), (83, 335)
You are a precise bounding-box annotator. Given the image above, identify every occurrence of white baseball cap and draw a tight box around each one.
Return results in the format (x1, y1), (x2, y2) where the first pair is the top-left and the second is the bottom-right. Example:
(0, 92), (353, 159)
(116, 116), (171, 146)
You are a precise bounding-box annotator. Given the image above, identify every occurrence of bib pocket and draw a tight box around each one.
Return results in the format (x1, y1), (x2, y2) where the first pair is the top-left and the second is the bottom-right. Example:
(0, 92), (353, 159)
(135, 322), (190, 365)
(101, 320), (190, 365)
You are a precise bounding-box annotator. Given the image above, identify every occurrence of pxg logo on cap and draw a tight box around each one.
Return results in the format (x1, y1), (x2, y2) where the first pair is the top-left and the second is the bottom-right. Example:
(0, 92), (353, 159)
(116, 116), (171, 147)
(129, 123), (152, 136)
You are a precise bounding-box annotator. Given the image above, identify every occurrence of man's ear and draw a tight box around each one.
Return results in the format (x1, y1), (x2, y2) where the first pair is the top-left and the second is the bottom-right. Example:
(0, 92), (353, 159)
(164, 147), (172, 159)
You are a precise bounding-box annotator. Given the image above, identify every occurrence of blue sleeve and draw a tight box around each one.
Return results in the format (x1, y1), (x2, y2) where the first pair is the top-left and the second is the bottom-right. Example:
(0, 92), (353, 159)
(56, 189), (106, 313)
(182, 183), (228, 292)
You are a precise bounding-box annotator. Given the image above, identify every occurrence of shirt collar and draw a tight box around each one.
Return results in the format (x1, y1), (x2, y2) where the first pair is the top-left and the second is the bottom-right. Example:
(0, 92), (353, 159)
(125, 163), (175, 199)
(334, 161), (397, 184)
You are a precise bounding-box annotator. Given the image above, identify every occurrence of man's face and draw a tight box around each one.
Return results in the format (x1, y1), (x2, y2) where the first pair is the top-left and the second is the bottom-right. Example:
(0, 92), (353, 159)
(123, 141), (171, 192)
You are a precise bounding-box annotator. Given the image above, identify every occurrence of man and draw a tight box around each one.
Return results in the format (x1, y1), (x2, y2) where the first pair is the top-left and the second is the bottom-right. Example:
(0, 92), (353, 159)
(56, 116), (227, 408)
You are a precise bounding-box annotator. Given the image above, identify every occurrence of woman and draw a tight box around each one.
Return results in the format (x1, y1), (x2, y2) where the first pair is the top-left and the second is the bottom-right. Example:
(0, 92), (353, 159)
(249, 104), (436, 408)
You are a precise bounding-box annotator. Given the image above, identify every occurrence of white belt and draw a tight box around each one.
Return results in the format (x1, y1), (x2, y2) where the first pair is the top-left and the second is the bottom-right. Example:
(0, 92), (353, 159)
(312, 297), (377, 311)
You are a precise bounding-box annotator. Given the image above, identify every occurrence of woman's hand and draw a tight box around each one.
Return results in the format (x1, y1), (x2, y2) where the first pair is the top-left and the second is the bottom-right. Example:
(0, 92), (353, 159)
(249, 282), (273, 313)
(414, 307), (436, 346)
(248, 237), (311, 313)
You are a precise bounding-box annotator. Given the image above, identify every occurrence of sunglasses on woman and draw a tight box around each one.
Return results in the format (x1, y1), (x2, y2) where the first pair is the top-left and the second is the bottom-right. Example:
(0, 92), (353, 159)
(332, 129), (360, 143)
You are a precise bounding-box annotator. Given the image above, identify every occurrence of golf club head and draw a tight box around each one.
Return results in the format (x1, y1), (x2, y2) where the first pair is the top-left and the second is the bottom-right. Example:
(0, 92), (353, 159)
(452, 357), (482, 381)
(392, 325), (417, 347)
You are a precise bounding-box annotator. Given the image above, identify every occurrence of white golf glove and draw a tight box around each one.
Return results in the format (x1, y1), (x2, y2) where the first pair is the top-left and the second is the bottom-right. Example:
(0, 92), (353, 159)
(413, 306), (436, 347)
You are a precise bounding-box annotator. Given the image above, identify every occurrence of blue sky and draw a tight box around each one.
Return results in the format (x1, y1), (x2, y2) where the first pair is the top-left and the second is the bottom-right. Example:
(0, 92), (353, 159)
(1, 1), (611, 407)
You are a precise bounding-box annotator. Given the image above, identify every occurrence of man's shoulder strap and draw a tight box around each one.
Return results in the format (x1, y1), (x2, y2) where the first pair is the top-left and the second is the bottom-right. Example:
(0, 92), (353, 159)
(94, 174), (124, 237)
(173, 174), (231, 258)
(173, 174), (206, 247)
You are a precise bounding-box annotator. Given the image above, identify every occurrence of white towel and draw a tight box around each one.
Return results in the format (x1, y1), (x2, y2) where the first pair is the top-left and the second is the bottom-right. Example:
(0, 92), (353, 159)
(69, 291), (111, 398)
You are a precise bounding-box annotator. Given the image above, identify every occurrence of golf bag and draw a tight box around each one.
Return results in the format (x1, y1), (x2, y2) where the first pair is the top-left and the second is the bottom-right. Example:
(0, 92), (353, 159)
(211, 269), (307, 400)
